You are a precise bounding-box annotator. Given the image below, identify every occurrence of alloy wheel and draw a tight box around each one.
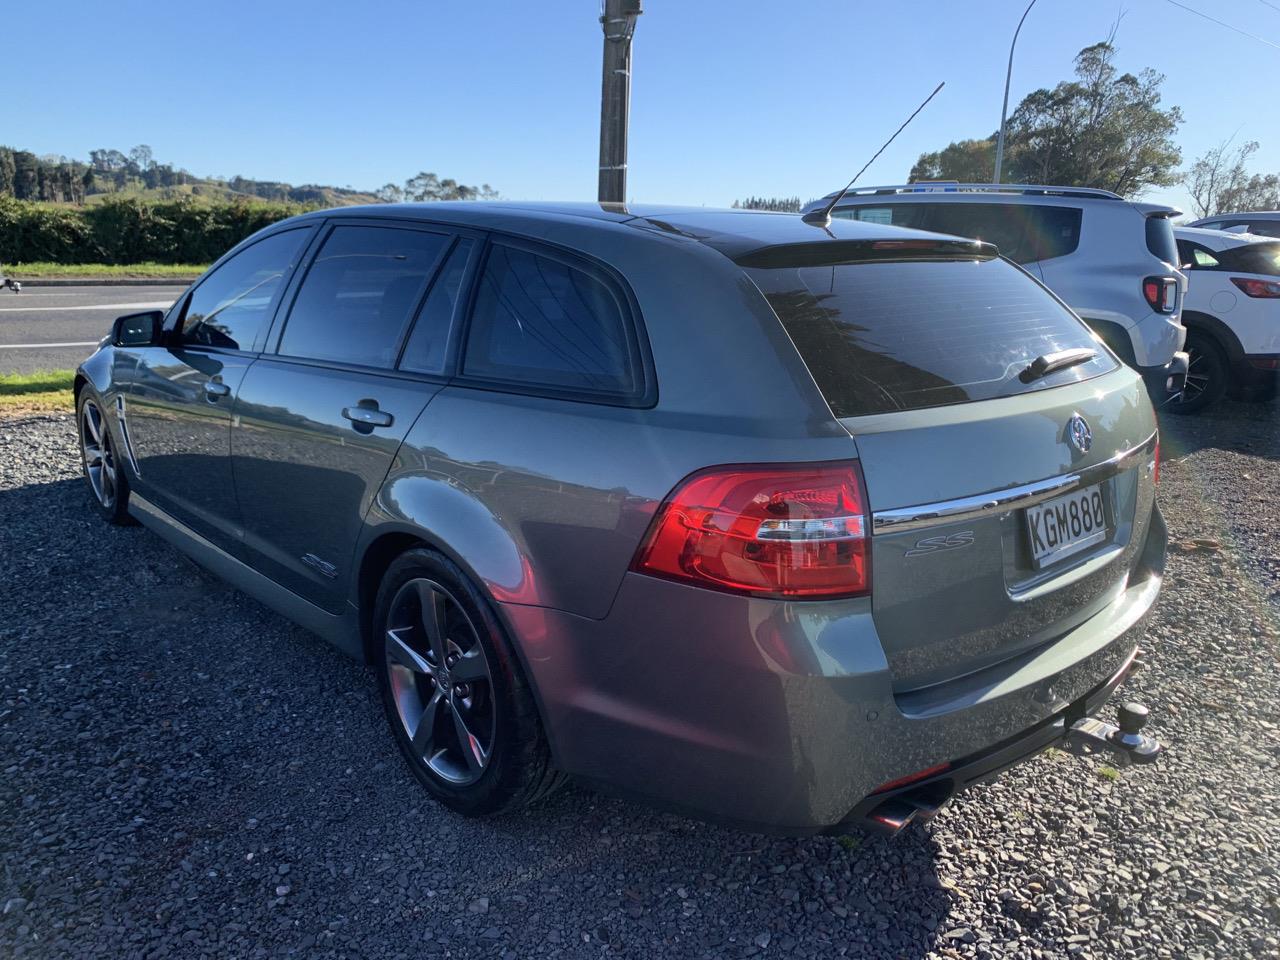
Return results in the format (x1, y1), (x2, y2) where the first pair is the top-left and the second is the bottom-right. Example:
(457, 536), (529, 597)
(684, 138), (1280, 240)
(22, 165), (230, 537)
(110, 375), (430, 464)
(384, 578), (496, 785)
(80, 399), (117, 509)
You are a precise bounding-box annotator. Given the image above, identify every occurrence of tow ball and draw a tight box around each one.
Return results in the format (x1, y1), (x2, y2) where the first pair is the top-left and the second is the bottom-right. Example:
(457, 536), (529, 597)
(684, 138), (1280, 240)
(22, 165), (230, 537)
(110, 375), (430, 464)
(1065, 702), (1163, 766)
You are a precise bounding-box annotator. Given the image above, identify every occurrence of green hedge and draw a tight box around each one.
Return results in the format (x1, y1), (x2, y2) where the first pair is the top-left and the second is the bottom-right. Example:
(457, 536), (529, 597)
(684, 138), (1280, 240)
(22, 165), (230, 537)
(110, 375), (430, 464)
(0, 196), (308, 265)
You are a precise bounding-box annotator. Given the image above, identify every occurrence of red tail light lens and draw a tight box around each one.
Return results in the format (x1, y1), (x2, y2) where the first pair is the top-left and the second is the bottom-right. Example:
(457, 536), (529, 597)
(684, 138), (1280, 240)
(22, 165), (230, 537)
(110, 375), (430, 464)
(632, 462), (870, 599)
(1230, 277), (1280, 299)
(1143, 276), (1178, 313)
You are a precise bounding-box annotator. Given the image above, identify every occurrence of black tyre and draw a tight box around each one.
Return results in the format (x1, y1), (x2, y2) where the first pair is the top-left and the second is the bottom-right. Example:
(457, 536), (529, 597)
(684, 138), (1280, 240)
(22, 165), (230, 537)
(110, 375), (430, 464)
(1167, 331), (1228, 415)
(373, 548), (563, 815)
(77, 392), (132, 524)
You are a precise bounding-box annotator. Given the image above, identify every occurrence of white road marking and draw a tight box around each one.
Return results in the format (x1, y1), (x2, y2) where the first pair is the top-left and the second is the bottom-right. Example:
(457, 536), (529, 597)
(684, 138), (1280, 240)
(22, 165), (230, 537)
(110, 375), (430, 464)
(0, 300), (171, 313)
(0, 341), (99, 349)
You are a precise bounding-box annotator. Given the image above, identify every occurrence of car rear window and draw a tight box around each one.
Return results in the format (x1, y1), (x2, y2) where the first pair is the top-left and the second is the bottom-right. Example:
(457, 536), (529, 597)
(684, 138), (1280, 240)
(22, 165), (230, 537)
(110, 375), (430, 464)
(747, 256), (1117, 417)
(1145, 217), (1178, 266)
(834, 202), (1082, 263)
(1216, 242), (1280, 276)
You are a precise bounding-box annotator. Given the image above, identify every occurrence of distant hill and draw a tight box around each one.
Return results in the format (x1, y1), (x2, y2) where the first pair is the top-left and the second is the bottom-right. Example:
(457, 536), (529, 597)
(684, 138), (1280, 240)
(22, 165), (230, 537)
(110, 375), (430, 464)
(0, 144), (492, 207)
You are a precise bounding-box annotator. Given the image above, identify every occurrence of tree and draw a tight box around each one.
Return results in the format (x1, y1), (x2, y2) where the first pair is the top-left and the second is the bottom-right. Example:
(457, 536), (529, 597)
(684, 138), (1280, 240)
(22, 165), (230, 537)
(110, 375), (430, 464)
(1185, 140), (1280, 218)
(732, 196), (802, 213)
(128, 144), (154, 175)
(907, 42), (1182, 197)
(908, 139), (996, 183)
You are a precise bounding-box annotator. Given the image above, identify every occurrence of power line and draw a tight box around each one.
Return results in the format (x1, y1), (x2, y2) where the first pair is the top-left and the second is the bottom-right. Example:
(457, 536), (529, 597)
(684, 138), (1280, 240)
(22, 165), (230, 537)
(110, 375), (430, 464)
(1161, 0), (1280, 51)
(1258, 0), (1280, 15)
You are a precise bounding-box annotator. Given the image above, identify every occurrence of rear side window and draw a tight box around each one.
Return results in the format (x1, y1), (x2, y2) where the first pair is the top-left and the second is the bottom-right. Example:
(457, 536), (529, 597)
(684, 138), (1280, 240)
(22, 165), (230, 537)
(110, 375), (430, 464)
(1177, 240), (1220, 269)
(461, 241), (641, 399)
(835, 203), (1081, 264)
(1145, 217), (1178, 266)
(747, 256), (1116, 417)
(279, 225), (451, 369)
(181, 229), (310, 351)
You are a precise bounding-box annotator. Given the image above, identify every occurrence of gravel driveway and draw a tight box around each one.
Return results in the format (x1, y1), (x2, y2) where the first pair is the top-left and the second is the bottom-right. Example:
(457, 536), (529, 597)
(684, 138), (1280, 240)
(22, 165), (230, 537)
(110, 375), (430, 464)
(1, 401), (1277, 960)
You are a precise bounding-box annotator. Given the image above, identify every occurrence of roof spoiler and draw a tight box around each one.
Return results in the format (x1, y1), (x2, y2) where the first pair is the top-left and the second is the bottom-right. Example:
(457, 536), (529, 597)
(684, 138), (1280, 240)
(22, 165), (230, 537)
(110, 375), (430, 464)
(1132, 202), (1182, 219)
(734, 238), (998, 269)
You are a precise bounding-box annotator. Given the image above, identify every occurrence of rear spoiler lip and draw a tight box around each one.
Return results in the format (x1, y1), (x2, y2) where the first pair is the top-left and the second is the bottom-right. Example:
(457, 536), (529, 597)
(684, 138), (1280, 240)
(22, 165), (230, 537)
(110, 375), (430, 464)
(1133, 202), (1182, 219)
(733, 238), (999, 269)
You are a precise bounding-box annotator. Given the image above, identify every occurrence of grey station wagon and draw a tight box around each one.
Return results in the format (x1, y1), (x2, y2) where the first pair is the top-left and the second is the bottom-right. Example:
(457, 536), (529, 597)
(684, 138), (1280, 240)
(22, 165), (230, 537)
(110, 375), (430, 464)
(76, 202), (1166, 834)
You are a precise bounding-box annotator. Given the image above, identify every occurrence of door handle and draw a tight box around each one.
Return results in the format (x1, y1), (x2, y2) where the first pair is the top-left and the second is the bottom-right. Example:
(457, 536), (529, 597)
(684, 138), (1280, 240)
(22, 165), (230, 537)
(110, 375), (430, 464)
(204, 380), (231, 399)
(342, 405), (394, 429)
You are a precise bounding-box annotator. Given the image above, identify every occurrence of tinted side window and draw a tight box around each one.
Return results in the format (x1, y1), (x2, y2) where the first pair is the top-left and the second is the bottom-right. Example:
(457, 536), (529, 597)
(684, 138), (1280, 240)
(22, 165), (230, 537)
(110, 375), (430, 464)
(1145, 217), (1178, 266)
(400, 239), (474, 375)
(1176, 240), (1220, 269)
(836, 203), (1080, 264)
(181, 229), (310, 350)
(462, 242), (639, 397)
(278, 225), (450, 369)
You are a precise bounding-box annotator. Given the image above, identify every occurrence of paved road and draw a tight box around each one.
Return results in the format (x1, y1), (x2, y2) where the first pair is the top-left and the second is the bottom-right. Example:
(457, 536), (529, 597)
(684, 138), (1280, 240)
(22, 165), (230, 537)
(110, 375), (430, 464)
(0, 286), (186, 375)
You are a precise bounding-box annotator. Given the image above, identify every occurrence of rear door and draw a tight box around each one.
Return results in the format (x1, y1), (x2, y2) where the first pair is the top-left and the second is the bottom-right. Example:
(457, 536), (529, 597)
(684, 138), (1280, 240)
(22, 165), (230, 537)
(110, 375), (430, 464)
(126, 227), (314, 553)
(231, 221), (477, 611)
(745, 247), (1158, 693)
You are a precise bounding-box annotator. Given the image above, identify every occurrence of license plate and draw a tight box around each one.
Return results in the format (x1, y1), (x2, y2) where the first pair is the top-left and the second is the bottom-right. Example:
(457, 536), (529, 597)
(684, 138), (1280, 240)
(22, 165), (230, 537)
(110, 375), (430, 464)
(1025, 484), (1109, 568)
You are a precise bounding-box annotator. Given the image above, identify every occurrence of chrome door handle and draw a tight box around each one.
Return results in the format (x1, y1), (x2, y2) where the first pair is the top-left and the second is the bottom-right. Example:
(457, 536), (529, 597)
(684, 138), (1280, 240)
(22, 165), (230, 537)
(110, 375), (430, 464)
(204, 380), (231, 399)
(342, 405), (393, 428)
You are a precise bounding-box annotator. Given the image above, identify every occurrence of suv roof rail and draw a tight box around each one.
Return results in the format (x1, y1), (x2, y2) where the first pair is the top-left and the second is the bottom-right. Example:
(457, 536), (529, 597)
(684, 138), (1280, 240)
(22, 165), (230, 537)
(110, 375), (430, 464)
(821, 183), (1126, 202)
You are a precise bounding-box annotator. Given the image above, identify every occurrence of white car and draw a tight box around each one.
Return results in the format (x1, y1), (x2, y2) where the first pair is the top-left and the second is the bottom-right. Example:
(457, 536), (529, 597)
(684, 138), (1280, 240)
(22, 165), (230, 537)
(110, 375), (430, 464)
(1186, 211), (1280, 239)
(803, 184), (1189, 404)
(1171, 226), (1280, 412)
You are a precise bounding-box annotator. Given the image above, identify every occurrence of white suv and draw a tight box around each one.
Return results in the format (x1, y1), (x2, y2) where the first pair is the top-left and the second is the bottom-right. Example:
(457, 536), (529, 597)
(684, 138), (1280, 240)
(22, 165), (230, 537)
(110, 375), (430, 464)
(802, 184), (1189, 403)
(1171, 226), (1280, 412)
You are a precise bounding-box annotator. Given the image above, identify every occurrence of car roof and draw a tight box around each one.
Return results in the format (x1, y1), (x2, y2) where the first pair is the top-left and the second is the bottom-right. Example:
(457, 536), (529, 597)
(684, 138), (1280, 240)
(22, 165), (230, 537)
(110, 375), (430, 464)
(1175, 225), (1274, 248)
(1189, 211), (1280, 222)
(293, 201), (978, 261)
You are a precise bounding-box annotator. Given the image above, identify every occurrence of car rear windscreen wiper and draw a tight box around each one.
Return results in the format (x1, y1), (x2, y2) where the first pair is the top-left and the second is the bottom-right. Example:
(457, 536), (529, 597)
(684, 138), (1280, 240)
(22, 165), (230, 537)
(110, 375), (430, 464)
(1018, 347), (1097, 384)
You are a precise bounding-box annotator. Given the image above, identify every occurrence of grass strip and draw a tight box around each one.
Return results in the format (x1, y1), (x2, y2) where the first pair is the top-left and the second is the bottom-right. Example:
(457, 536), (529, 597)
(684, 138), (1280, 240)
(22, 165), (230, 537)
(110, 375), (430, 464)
(6, 262), (206, 279)
(0, 369), (76, 416)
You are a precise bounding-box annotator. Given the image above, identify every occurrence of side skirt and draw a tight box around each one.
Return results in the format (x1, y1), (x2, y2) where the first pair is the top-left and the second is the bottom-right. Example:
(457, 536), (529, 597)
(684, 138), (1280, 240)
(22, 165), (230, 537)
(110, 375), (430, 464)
(128, 493), (363, 659)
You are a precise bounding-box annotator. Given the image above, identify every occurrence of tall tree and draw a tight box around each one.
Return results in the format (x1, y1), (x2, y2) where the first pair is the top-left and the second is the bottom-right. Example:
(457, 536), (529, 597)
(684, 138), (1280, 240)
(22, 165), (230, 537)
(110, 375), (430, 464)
(907, 42), (1182, 197)
(1185, 140), (1280, 218)
(908, 139), (996, 184)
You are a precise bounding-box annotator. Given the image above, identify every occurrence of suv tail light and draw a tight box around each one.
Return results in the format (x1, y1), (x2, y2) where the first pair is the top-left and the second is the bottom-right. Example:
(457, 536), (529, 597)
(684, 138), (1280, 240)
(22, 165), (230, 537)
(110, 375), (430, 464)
(631, 462), (870, 599)
(1143, 276), (1178, 313)
(1230, 277), (1280, 299)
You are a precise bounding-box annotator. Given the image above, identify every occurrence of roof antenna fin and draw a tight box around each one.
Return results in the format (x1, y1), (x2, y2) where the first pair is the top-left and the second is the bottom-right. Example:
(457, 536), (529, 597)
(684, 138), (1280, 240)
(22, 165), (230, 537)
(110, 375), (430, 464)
(802, 81), (946, 228)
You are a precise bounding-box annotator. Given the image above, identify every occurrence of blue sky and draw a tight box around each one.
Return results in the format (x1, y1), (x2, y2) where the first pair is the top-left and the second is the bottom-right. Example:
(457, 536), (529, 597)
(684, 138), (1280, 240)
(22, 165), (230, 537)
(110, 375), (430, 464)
(8, 0), (1279, 214)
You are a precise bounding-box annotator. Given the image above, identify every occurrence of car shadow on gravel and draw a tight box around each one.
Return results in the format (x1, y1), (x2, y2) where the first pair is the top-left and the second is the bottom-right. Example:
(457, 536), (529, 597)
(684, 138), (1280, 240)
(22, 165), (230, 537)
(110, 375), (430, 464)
(0, 466), (959, 959)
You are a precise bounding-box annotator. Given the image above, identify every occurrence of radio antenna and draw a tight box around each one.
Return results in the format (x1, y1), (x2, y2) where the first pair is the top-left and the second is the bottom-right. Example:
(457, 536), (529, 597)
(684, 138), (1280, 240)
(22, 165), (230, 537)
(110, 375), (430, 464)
(802, 81), (946, 227)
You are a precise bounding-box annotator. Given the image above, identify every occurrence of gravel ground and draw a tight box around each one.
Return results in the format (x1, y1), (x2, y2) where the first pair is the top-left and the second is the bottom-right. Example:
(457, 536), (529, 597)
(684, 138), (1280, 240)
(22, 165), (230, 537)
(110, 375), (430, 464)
(1, 400), (1277, 960)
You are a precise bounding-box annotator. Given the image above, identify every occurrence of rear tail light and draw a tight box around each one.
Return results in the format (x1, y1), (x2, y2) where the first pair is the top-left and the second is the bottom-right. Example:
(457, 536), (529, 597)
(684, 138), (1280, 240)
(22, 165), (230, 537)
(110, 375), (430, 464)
(1230, 277), (1280, 299)
(631, 461), (870, 599)
(1143, 276), (1178, 313)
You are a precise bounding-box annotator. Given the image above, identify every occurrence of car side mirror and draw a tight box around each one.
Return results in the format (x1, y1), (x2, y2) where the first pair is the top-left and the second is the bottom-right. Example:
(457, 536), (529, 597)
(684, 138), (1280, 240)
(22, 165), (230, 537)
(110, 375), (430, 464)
(112, 310), (165, 347)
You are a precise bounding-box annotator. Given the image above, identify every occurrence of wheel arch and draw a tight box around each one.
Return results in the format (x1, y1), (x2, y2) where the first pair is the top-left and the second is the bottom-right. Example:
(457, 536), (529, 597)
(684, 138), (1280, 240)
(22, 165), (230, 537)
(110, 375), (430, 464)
(1180, 310), (1246, 366)
(1081, 317), (1136, 367)
(353, 523), (562, 764)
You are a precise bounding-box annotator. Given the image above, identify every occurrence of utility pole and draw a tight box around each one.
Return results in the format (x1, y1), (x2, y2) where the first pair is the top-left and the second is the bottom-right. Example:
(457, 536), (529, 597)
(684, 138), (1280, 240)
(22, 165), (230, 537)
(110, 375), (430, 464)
(994, 0), (1037, 184)
(598, 0), (642, 204)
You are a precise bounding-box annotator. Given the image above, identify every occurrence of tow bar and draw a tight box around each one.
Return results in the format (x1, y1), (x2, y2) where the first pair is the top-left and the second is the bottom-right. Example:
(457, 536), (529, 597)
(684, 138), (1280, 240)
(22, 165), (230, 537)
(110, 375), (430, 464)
(1065, 702), (1163, 766)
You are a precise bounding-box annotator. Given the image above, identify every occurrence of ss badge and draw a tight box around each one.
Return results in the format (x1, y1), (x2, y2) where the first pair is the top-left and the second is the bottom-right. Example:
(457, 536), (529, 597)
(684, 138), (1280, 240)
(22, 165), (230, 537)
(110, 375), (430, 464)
(905, 530), (975, 557)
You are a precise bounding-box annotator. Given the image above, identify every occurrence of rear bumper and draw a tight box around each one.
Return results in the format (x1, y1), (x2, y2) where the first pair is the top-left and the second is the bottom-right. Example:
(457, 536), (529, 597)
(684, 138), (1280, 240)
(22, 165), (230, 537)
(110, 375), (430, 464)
(1140, 351), (1188, 404)
(502, 502), (1168, 833)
